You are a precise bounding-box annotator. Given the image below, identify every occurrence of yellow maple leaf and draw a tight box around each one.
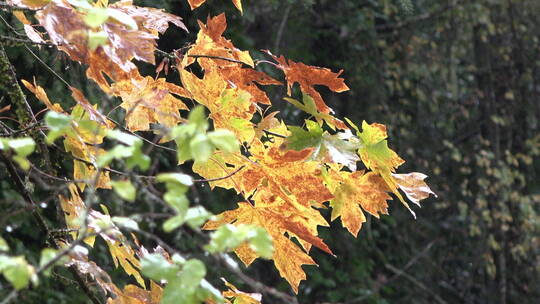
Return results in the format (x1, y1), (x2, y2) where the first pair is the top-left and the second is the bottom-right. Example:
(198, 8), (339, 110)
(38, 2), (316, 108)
(203, 201), (328, 293)
(22, 79), (65, 113)
(58, 184), (97, 246)
(107, 281), (162, 304)
(112, 74), (189, 131)
(328, 170), (392, 237)
(187, 0), (243, 14)
(221, 278), (262, 304)
(181, 68), (256, 143)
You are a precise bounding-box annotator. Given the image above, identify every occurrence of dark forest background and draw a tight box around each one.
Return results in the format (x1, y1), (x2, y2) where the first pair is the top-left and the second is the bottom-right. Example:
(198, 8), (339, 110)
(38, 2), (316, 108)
(1, 0), (540, 303)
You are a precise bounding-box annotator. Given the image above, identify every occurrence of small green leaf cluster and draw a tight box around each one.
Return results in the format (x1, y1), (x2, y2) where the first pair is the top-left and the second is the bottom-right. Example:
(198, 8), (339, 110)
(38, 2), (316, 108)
(205, 223), (273, 259)
(156, 173), (212, 232)
(171, 106), (239, 164)
(98, 130), (150, 170)
(0, 137), (36, 170)
(141, 253), (221, 304)
(0, 237), (63, 291)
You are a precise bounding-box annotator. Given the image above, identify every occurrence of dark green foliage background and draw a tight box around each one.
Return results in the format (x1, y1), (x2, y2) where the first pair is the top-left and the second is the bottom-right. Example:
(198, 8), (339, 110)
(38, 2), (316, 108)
(1, 0), (539, 303)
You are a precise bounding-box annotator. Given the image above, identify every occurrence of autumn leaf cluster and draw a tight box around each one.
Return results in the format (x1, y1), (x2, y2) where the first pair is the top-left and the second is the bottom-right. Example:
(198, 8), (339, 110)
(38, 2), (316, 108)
(0, 0), (435, 303)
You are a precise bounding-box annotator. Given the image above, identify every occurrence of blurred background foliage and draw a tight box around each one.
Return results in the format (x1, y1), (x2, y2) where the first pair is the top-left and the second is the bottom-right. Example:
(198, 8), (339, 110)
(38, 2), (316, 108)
(1, 0), (540, 303)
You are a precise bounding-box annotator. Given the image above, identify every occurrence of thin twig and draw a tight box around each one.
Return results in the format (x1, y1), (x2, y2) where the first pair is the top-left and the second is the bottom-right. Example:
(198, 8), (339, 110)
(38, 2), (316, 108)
(193, 165), (245, 183)
(188, 54), (247, 65)
(24, 45), (71, 87)
(0, 120), (42, 136)
(385, 263), (447, 304)
(263, 129), (287, 138)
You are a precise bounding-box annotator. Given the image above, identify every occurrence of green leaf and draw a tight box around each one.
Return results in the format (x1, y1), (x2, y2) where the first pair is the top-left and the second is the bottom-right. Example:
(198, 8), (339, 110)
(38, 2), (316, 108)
(205, 224), (273, 259)
(179, 259), (206, 289)
(112, 216), (139, 231)
(287, 120), (323, 151)
(111, 180), (136, 202)
(126, 149), (150, 170)
(0, 138), (37, 170)
(141, 253), (179, 282)
(88, 31), (108, 51)
(184, 206), (212, 229)
(97, 145), (132, 168)
(248, 226), (273, 259)
(205, 224), (243, 253)
(162, 214), (185, 232)
(208, 129), (240, 153)
(190, 134), (214, 163)
(45, 111), (71, 129)
(163, 191), (189, 213)
(84, 7), (109, 28)
(176, 137), (192, 164)
(106, 130), (141, 147)
(188, 106), (209, 132)
(39, 248), (59, 277)
(0, 237), (9, 251)
(45, 111), (71, 143)
(0, 256), (34, 290)
(287, 120), (361, 170)
(157, 173), (193, 187)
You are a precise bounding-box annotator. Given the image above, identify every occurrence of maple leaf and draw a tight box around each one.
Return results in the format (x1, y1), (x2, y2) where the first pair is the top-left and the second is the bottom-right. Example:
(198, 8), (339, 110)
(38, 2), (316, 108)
(65, 243), (115, 295)
(107, 281), (163, 304)
(287, 120), (361, 170)
(23, 78), (111, 189)
(220, 278), (262, 304)
(87, 209), (146, 288)
(21, 79), (64, 113)
(12, 11), (45, 43)
(36, 0), (185, 93)
(110, 0), (187, 34)
(284, 94), (348, 130)
(356, 121), (406, 194)
(198, 138), (336, 292)
(218, 66), (281, 105)
(64, 105), (112, 190)
(186, 14), (253, 69)
(265, 50), (349, 115)
(355, 121), (437, 216)
(203, 201), (330, 293)
(181, 68), (256, 142)
(111, 75), (189, 131)
(70, 87), (114, 128)
(327, 170), (392, 237)
(58, 184), (145, 289)
(187, 0), (243, 13)
(392, 172), (437, 207)
(58, 184), (97, 246)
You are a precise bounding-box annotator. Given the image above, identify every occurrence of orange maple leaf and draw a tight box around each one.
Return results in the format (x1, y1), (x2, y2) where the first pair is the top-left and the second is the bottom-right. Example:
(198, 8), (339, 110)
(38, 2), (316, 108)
(187, 0), (243, 13)
(265, 50), (350, 114)
(203, 201), (330, 293)
(186, 13), (253, 69)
